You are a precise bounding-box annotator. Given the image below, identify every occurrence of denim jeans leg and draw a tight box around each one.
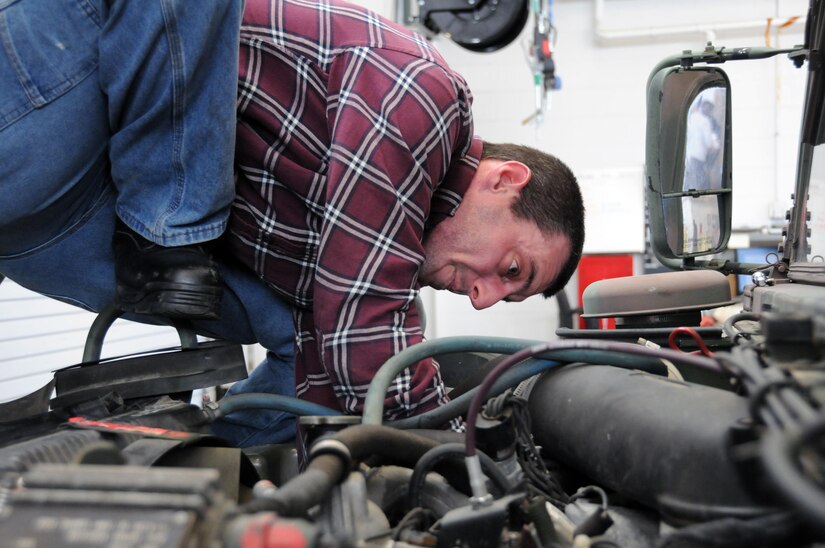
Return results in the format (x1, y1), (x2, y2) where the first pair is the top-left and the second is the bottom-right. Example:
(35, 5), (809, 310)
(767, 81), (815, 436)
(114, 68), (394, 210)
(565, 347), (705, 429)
(0, 0), (108, 256)
(0, 0), (242, 248)
(210, 351), (299, 447)
(197, 260), (299, 447)
(0, 186), (120, 313)
(100, 0), (243, 245)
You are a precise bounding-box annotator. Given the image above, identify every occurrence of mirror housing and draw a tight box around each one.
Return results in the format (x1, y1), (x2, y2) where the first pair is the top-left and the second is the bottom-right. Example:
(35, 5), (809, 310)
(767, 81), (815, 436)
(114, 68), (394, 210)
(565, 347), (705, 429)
(645, 66), (733, 265)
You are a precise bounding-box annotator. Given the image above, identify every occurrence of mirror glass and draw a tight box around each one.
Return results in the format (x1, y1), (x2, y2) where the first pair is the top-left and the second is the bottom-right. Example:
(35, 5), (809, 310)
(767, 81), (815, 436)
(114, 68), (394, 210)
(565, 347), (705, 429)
(647, 67), (732, 260)
(683, 88), (726, 192)
(671, 194), (722, 254)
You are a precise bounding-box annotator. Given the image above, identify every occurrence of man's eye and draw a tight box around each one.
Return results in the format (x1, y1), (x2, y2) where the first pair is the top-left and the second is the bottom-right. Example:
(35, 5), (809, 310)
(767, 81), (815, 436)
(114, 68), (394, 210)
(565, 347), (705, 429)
(506, 260), (520, 278)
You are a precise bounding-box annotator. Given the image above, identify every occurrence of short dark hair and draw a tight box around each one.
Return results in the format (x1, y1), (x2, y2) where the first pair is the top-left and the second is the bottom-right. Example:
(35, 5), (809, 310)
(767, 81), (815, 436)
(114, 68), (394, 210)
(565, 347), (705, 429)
(481, 141), (585, 298)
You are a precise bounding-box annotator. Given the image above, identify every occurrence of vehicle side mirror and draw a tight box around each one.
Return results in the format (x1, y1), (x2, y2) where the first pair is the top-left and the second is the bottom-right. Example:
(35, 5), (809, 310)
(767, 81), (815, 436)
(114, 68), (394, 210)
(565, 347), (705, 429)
(645, 66), (732, 264)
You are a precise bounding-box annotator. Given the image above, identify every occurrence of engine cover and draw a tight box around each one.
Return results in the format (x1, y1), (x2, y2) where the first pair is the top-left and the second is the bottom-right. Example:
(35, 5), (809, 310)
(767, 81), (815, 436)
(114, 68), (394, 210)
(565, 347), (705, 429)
(528, 364), (773, 523)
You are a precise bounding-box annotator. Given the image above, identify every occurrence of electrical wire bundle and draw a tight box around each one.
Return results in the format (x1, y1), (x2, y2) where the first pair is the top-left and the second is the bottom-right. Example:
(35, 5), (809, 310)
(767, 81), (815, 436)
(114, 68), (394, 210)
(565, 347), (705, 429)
(716, 343), (825, 534)
(485, 390), (569, 507)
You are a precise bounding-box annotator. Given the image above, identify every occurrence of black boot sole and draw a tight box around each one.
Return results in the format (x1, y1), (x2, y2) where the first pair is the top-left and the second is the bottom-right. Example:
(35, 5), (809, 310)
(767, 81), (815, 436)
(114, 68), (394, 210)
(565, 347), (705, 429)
(117, 281), (223, 320)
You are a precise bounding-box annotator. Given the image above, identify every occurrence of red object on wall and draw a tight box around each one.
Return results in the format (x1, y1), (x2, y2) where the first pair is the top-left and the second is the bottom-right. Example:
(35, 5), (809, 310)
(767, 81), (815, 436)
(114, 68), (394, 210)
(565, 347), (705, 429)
(576, 254), (635, 329)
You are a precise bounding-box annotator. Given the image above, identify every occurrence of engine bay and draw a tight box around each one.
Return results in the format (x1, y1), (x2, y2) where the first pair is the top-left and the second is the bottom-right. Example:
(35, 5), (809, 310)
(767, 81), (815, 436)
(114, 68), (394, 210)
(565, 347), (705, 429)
(2, 2), (825, 547)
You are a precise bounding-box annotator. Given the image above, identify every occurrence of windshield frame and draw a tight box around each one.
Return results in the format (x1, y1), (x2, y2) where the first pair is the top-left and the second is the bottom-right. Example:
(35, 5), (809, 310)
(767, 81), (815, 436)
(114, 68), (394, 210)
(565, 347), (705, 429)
(788, 0), (825, 280)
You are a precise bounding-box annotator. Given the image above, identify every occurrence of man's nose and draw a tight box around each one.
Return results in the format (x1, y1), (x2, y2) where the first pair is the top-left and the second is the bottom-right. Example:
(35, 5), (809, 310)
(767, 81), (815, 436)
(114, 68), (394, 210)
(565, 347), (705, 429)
(469, 277), (508, 310)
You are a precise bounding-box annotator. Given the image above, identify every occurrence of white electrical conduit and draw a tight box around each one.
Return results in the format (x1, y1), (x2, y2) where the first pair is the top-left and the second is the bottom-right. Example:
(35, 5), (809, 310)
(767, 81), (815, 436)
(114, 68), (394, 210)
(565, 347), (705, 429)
(592, 0), (805, 46)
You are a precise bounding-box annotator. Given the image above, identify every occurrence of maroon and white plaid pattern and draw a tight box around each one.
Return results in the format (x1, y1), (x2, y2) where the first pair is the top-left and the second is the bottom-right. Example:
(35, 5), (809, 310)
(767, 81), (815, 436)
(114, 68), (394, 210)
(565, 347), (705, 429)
(228, 0), (482, 420)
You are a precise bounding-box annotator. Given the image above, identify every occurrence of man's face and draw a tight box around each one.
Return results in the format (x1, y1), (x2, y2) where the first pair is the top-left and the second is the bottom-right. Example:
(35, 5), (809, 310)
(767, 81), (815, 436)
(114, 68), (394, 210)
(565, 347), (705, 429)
(419, 159), (571, 310)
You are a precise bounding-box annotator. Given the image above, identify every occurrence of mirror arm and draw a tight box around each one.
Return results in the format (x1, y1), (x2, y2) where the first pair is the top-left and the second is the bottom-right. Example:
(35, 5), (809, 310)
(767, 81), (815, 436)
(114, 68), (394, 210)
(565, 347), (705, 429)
(647, 45), (804, 89)
(694, 45), (804, 65)
(661, 188), (732, 199)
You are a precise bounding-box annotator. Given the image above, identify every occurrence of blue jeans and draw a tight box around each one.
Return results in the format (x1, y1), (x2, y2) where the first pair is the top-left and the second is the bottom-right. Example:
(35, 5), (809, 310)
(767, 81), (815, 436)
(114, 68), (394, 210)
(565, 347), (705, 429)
(0, 0), (297, 446)
(0, 0), (238, 246)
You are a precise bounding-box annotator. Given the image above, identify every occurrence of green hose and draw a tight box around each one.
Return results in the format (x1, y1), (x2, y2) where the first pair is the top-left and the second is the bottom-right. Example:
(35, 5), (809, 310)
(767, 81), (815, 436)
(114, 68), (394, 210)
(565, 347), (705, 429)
(362, 336), (547, 425)
(363, 336), (669, 425)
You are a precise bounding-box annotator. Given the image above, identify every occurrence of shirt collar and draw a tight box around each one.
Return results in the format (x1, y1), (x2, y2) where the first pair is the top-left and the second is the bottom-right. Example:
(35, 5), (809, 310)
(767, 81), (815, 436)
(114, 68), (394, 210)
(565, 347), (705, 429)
(427, 135), (483, 229)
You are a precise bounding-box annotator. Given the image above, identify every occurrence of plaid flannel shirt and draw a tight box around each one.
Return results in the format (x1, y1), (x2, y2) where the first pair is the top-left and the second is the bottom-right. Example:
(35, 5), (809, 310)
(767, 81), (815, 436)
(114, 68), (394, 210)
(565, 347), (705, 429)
(228, 0), (482, 420)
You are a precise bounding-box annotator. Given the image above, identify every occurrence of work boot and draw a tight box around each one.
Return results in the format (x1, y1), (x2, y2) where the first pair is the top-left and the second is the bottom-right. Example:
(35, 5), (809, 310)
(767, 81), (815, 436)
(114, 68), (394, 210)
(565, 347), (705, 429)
(113, 221), (223, 319)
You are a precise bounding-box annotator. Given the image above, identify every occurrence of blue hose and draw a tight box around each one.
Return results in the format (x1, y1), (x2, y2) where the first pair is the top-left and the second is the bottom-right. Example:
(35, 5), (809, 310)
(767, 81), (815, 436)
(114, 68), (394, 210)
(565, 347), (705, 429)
(389, 358), (559, 429)
(363, 336), (549, 425)
(211, 393), (341, 419)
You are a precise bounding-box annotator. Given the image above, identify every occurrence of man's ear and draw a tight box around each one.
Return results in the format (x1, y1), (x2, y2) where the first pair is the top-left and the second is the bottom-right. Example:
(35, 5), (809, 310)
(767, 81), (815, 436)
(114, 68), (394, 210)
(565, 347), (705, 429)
(491, 161), (531, 193)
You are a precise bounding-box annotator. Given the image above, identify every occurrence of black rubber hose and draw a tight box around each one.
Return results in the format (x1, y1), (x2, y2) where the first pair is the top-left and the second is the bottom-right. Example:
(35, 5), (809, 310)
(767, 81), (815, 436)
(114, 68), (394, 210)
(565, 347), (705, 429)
(722, 312), (761, 343)
(556, 289), (575, 329)
(406, 442), (512, 511)
(243, 425), (451, 517)
(334, 425), (443, 469)
(242, 453), (343, 516)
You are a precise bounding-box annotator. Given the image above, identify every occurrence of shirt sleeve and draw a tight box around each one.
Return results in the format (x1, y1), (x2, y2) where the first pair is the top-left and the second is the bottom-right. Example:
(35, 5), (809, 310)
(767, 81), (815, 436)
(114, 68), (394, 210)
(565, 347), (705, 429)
(301, 48), (474, 418)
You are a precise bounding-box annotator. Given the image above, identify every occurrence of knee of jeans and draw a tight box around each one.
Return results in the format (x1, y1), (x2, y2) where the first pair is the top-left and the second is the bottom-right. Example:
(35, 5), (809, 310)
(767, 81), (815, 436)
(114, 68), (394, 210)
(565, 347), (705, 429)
(226, 361), (294, 399)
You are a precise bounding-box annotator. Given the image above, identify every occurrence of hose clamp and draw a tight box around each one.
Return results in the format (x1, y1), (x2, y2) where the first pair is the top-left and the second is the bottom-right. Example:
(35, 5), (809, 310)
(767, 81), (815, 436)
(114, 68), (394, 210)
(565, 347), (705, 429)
(309, 438), (352, 469)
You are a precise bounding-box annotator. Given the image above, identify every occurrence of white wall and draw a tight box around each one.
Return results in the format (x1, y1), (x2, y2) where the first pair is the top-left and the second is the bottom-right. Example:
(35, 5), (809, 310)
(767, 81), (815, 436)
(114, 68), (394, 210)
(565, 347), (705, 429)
(0, 0), (810, 399)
